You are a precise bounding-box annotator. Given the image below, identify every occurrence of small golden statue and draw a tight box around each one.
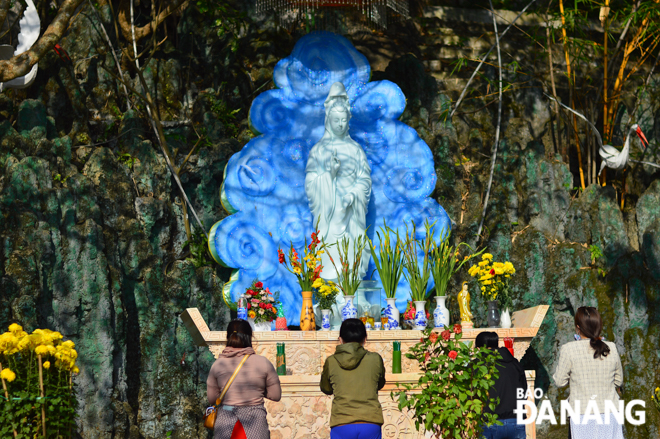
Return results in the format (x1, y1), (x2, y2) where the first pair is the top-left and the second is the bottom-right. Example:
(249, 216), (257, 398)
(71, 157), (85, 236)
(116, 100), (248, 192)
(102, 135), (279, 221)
(458, 282), (473, 329)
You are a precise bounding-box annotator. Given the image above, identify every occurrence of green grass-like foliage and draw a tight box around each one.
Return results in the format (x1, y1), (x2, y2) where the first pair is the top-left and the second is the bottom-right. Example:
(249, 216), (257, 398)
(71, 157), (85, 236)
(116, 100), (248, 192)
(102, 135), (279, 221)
(401, 220), (434, 302)
(0, 324), (78, 438)
(369, 223), (404, 299)
(394, 325), (501, 439)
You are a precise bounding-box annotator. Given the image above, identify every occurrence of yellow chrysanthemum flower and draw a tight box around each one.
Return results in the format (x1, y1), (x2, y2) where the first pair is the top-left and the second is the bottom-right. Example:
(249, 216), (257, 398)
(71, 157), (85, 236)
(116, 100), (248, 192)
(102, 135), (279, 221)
(312, 278), (324, 289)
(72, 366), (80, 374)
(0, 368), (16, 382)
(35, 345), (50, 356)
(8, 323), (22, 333)
(43, 361), (51, 369)
(494, 267), (504, 275)
(478, 260), (489, 267)
(482, 253), (493, 260)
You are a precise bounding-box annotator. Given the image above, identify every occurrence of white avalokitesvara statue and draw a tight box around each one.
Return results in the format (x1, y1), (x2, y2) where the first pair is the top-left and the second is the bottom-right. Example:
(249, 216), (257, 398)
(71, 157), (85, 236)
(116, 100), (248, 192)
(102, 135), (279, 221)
(305, 82), (372, 330)
(545, 94), (651, 175)
(0, 0), (40, 91)
(305, 82), (372, 279)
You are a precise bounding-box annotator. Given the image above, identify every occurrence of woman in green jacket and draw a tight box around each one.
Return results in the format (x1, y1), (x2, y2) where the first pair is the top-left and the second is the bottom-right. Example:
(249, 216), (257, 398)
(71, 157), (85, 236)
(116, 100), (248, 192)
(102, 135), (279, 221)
(320, 318), (386, 439)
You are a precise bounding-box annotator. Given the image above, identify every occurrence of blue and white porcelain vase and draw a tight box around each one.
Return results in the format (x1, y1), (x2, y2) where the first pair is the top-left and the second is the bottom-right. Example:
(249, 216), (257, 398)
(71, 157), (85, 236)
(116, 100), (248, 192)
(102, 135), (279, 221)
(384, 298), (400, 330)
(342, 295), (357, 321)
(434, 296), (450, 329)
(321, 309), (331, 331)
(414, 300), (427, 330)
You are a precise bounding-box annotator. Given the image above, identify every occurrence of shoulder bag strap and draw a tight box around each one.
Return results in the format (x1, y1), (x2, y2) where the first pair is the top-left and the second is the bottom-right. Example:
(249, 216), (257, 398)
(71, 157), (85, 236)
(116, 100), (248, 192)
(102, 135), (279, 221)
(214, 354), (251, 406)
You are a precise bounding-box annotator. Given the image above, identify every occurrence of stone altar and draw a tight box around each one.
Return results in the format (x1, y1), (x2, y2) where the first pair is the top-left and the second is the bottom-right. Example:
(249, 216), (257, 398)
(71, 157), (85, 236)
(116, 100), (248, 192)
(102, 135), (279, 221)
(182, 305), (548, 438)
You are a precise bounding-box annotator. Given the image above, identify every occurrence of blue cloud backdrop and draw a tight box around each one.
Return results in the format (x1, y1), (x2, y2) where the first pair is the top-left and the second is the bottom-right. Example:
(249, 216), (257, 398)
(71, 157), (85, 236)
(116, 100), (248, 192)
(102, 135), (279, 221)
(209, 32), (450, 324)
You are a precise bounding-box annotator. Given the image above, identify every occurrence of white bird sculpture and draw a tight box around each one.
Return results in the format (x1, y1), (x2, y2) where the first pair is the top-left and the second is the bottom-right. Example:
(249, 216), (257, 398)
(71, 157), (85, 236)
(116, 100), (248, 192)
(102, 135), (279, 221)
(0, 0), (41, 92)
(545, 94), (649, 176)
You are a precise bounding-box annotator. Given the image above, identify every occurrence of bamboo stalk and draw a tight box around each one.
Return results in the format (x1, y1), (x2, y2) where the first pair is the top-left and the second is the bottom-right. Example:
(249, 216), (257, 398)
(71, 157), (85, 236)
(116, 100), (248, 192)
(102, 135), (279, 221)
(559, 0), (585, 189)
(0, 362), (18, 438)
(603, 0), (609, 142)
(38, 355), (46, 438)
(477, 0), (503, 240)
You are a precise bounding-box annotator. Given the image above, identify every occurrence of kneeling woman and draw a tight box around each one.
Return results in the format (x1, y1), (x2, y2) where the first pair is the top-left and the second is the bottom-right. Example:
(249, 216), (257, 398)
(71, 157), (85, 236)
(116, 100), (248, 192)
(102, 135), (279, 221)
(207, 319), (282, 439)
(320, 318), (386, 439)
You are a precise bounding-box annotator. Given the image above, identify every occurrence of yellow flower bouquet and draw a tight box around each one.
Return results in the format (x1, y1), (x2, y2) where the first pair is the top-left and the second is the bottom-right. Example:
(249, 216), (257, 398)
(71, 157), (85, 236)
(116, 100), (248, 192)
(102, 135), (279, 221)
(312, 278), (340, 310)
(468, 253), (515, 309)
(0, 323), (78, 437)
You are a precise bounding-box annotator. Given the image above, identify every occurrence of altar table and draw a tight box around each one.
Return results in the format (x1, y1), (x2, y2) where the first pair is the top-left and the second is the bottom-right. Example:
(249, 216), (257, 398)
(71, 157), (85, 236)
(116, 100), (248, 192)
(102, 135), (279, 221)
(182, 305), (549, 438)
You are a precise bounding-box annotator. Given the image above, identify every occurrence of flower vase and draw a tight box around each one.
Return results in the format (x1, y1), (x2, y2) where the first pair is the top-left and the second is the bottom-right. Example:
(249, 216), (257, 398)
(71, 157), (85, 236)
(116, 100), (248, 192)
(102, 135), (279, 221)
(384, 298), (400, 329)
(321, 309), (331, 331)
(341, 295), (357, 321)
(487, 301), (501, 328)
(248, 318), (272, 331)
(433, 296), (449, 329)
(414, 301), (427, 330)
(500, 308), (512, 328)
(300, 290), (316, 331)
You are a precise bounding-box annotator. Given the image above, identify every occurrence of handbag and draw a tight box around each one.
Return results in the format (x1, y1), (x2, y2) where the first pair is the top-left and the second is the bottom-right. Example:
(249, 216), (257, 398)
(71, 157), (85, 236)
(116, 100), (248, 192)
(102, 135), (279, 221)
(204, 354), (251, 430)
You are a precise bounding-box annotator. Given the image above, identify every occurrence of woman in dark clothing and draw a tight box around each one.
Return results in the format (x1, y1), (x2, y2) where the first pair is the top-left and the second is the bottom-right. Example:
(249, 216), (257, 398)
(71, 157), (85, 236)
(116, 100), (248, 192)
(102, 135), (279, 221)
(320, 318), (386, 439)
(207, 320), (282, 439)
(476, 331), (528, 439)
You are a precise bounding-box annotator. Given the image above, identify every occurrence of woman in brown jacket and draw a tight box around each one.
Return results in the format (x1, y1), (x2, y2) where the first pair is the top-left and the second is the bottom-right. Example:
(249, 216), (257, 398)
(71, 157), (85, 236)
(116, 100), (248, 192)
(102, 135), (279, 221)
(207, 319), (282, 439)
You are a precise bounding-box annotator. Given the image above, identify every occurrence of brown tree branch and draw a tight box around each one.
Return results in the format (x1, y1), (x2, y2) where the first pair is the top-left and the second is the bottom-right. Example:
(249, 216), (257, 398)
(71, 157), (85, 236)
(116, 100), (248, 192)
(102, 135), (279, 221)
(0, 0), (85, 82)
(116, 0), (188, 43)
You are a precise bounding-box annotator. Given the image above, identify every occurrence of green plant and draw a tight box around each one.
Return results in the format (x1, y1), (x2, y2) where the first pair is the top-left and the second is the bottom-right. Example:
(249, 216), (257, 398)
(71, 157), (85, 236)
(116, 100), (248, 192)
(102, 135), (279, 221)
(401, 220), (434, 302)
(588, 244), (603, 265)
(53, 173), (68, 184)
(0, 324), (78, 438)
(369, 224), (404, 299)
(394, 325), (501, 439)
(117, 153), (135, 170)
(327, 234), (368, 297)
(652, 386), (660, 414)
(183, 230), (213, 268)
(208, 92), (241, 138)
(430, 229), (484, 298)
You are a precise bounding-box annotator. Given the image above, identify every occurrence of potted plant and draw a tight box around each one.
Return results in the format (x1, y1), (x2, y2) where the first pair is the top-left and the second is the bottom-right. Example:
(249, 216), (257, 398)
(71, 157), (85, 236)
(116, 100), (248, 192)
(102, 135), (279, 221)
(394, 324), (502, 439)
(369, 224), (404, 329)
(326, 234), (367, 321)
(468, 254), (516, 328)
(312, 278), (340, 331)
(244, 280), (279, 331)
(401, 221), (434, 330)
(278, 230), (326, 330)
(430, 229), (484, 329)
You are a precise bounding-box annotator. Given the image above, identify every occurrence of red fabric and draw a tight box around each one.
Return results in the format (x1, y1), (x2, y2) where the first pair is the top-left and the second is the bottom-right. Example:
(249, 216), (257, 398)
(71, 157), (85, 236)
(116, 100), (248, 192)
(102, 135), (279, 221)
(230, 420), (246, 439)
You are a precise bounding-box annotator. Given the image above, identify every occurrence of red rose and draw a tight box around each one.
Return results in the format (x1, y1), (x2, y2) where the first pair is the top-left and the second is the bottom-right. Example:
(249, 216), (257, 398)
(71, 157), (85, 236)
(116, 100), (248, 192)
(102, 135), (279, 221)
(429, 332), (439, 343)
(246, 289), (255, 296)
(424, 352), (430, 363)
(255, 282), (263, 289)
(490, 269), (495, 275)
(441, 330), (451, 341)
(247, 303), (251, 310)
(448, 350), (458, 360)
(453, 324), (462, 335)
(266, 303), (273, 309)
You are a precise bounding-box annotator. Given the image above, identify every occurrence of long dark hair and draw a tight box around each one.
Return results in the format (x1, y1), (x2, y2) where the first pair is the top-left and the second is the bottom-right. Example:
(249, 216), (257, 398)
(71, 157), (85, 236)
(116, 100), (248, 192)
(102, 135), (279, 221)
(226, 319), (252, 348)
(575, 307), (609, 359)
